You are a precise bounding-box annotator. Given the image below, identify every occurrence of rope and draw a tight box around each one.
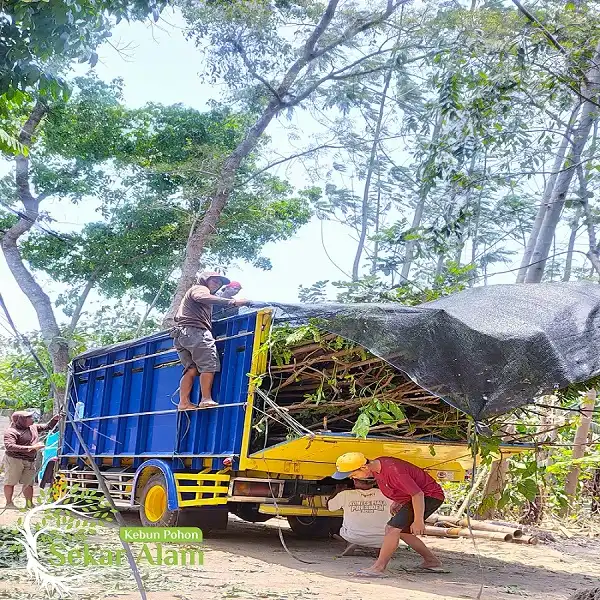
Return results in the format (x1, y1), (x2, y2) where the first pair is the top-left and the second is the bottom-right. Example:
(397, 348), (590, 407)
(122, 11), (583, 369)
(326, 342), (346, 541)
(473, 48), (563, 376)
(65, 367), (148, 600)
(259, 323), (318, 565)
(465, 426), (487, 600)
(254, 388), (313, 438)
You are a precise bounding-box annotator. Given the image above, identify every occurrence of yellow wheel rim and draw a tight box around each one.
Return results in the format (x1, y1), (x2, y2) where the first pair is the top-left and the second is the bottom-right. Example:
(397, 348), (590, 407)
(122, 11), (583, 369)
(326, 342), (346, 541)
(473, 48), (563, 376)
(145, 484), (167, 523)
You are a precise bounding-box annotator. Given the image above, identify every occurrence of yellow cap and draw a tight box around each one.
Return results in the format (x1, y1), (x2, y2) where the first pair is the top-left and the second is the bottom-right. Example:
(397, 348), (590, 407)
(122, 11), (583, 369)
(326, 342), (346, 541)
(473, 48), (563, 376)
(332, 452), (367, 479)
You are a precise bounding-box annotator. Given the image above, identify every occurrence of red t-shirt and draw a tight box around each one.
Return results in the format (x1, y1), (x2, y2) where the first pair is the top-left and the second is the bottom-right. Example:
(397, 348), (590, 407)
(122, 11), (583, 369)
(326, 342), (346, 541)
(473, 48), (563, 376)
(372, 457), (445, 505)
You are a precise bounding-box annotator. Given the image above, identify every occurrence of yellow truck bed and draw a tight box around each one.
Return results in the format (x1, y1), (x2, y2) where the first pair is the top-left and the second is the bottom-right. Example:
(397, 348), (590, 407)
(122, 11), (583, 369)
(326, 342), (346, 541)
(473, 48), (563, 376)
(242, 432), (528, 482)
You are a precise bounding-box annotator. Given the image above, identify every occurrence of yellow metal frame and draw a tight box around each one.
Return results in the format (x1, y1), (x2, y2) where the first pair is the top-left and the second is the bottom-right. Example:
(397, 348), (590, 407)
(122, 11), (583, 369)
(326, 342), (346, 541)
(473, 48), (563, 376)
(238, 308), (273, 470)
(259, 494), (342, 517)
(242, 435), (527, 483)
(174, 469), (231, 507)
(258, 504), (343, 517)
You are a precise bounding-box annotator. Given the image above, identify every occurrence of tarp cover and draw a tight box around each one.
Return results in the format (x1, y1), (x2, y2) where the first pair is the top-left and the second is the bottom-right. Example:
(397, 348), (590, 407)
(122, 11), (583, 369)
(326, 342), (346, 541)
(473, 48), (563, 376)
(253, 281), (600, 420)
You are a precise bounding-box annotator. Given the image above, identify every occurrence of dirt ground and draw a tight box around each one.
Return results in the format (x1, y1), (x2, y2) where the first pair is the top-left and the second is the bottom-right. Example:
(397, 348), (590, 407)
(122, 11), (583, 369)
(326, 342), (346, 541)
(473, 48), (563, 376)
(1, 495), (599, 600)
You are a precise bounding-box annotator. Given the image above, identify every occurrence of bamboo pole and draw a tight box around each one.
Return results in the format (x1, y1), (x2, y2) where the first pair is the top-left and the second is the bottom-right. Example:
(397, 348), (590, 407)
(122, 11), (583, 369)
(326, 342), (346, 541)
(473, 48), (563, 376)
(453, 466), (489, 519)
(428, 514), (525, 537)
(562, 389), (597, 516)
(423, 526), (460, 538)
(424, 526), (513, 542)
(436, 516), (523, 538)
(511, 536), (539, 545)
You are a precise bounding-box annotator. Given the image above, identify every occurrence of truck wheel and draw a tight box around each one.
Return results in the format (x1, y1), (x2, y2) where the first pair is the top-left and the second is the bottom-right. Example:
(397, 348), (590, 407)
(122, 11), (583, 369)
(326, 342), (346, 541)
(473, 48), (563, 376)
(140, 473), (180, 527)
(287, 515), (342, 539)
(233, 503), (272, 523)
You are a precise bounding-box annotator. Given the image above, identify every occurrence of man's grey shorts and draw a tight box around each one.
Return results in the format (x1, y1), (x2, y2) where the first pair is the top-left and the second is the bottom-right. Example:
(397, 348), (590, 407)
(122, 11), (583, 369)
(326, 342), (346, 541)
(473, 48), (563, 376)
(173, 327), (220, 373)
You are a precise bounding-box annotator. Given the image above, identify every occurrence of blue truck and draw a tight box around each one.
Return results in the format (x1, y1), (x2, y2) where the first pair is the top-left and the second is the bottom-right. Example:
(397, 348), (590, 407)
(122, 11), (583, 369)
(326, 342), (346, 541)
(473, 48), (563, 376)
(51, 308), (524, 535)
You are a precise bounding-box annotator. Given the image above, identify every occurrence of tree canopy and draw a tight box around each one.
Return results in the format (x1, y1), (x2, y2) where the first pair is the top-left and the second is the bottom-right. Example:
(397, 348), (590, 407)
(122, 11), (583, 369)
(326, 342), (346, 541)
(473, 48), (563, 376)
(2, 76), (312, 316)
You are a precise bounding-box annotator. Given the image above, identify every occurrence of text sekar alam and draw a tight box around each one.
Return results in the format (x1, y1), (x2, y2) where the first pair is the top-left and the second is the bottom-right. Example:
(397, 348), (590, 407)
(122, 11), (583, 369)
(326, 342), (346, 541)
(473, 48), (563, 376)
(48, 543), (203, 566)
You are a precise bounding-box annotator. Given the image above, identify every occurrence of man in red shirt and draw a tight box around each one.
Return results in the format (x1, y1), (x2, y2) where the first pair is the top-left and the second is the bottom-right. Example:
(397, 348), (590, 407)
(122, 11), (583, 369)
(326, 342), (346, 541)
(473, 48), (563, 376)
(332, 452), (444, 576)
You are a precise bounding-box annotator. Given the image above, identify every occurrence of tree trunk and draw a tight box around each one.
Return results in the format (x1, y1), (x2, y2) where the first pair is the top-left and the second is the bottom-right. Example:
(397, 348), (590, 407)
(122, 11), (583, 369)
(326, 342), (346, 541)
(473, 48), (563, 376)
(525, 43), (600, 283)
(563, 205), (582, 281)
(67, 272), (99, 335)
(562, 389), (596, 516)
(516, 104), (581, 283)
(456, 153), (478, 272)
(529, 398), (559, 524)
(482, 242), (489, 285)
(371, 171), (382, 275)
(0, 102), (70, 411)
(478, 424), (515, 519)
(163, 102), (280, 325)
(352, 65), (393, 281)
(401, 112), (443, 281)
(478, 457), (511, 519)
(469, 194), (481, 286)
(592, 469), (600, 515)
(578, 122), (600, 276)
(435, 254), (445, 278)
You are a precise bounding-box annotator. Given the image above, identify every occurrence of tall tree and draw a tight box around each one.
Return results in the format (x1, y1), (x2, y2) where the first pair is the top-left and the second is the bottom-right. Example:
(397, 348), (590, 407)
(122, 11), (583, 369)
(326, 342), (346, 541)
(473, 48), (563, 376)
(164, 0), (411, 322)
(513, 1), (600, 282)
(0, 101), (72, 405)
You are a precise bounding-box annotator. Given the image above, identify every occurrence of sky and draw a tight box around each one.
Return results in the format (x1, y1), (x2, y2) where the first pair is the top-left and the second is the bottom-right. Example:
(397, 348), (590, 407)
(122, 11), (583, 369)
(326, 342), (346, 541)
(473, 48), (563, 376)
(0, 6), (588, 336)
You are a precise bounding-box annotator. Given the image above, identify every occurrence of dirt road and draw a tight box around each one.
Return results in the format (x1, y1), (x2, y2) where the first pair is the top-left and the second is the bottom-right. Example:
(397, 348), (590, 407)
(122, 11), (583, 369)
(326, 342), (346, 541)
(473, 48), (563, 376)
(0, 504), (598, 600)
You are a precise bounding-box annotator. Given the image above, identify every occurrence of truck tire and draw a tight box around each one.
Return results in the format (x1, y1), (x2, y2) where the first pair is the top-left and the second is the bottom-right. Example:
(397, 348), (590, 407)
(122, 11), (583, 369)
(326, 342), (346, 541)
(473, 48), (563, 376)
(140, 473), (181, 527)
(233, 503), (272, 523)
(287, 515), (342, 539)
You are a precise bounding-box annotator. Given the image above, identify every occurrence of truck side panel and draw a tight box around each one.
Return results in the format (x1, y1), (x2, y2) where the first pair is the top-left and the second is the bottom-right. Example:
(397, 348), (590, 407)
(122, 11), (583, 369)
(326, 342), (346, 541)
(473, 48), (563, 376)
(61, 311), (261, 466)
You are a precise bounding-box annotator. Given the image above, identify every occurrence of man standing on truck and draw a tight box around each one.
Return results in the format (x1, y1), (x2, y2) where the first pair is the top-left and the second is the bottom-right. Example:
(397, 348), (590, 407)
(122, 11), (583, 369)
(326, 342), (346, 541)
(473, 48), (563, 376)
(332, 452), (445, 576)
(3, 410), (61, 509)
(328, 478), (394, 556)
(173, 271), (250, 410)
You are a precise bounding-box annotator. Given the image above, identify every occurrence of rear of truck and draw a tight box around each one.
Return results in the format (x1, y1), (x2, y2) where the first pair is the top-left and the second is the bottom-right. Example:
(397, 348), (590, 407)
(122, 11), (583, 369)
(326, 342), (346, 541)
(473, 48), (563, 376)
(55, 308), (524, 535)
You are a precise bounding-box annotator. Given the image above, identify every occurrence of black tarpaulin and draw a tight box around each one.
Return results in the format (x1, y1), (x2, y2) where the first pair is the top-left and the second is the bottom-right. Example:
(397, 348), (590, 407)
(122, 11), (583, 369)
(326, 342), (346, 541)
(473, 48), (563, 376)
(252, 281), (600, 420)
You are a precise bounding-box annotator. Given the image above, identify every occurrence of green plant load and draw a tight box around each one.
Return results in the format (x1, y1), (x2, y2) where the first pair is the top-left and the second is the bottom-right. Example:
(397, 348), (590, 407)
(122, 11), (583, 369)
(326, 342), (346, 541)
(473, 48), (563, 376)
(254, 322), (470, 444)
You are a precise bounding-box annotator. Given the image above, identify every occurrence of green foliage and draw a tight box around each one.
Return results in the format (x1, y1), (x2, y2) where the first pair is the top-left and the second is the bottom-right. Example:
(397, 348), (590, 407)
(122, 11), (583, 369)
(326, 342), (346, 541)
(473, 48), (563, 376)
(352, 400), (406, 438)
(298, 281), (329, 304)
(312, 261), (474, 305)
(555, 376), (600, 404)
(0, 333), (55, 411)
(0, 127), (27, 155)
(0, 0), (166, 98)
(4, 75), (312, 315)
(262, 321), (345, 367)
(0, 0), (168, 157)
